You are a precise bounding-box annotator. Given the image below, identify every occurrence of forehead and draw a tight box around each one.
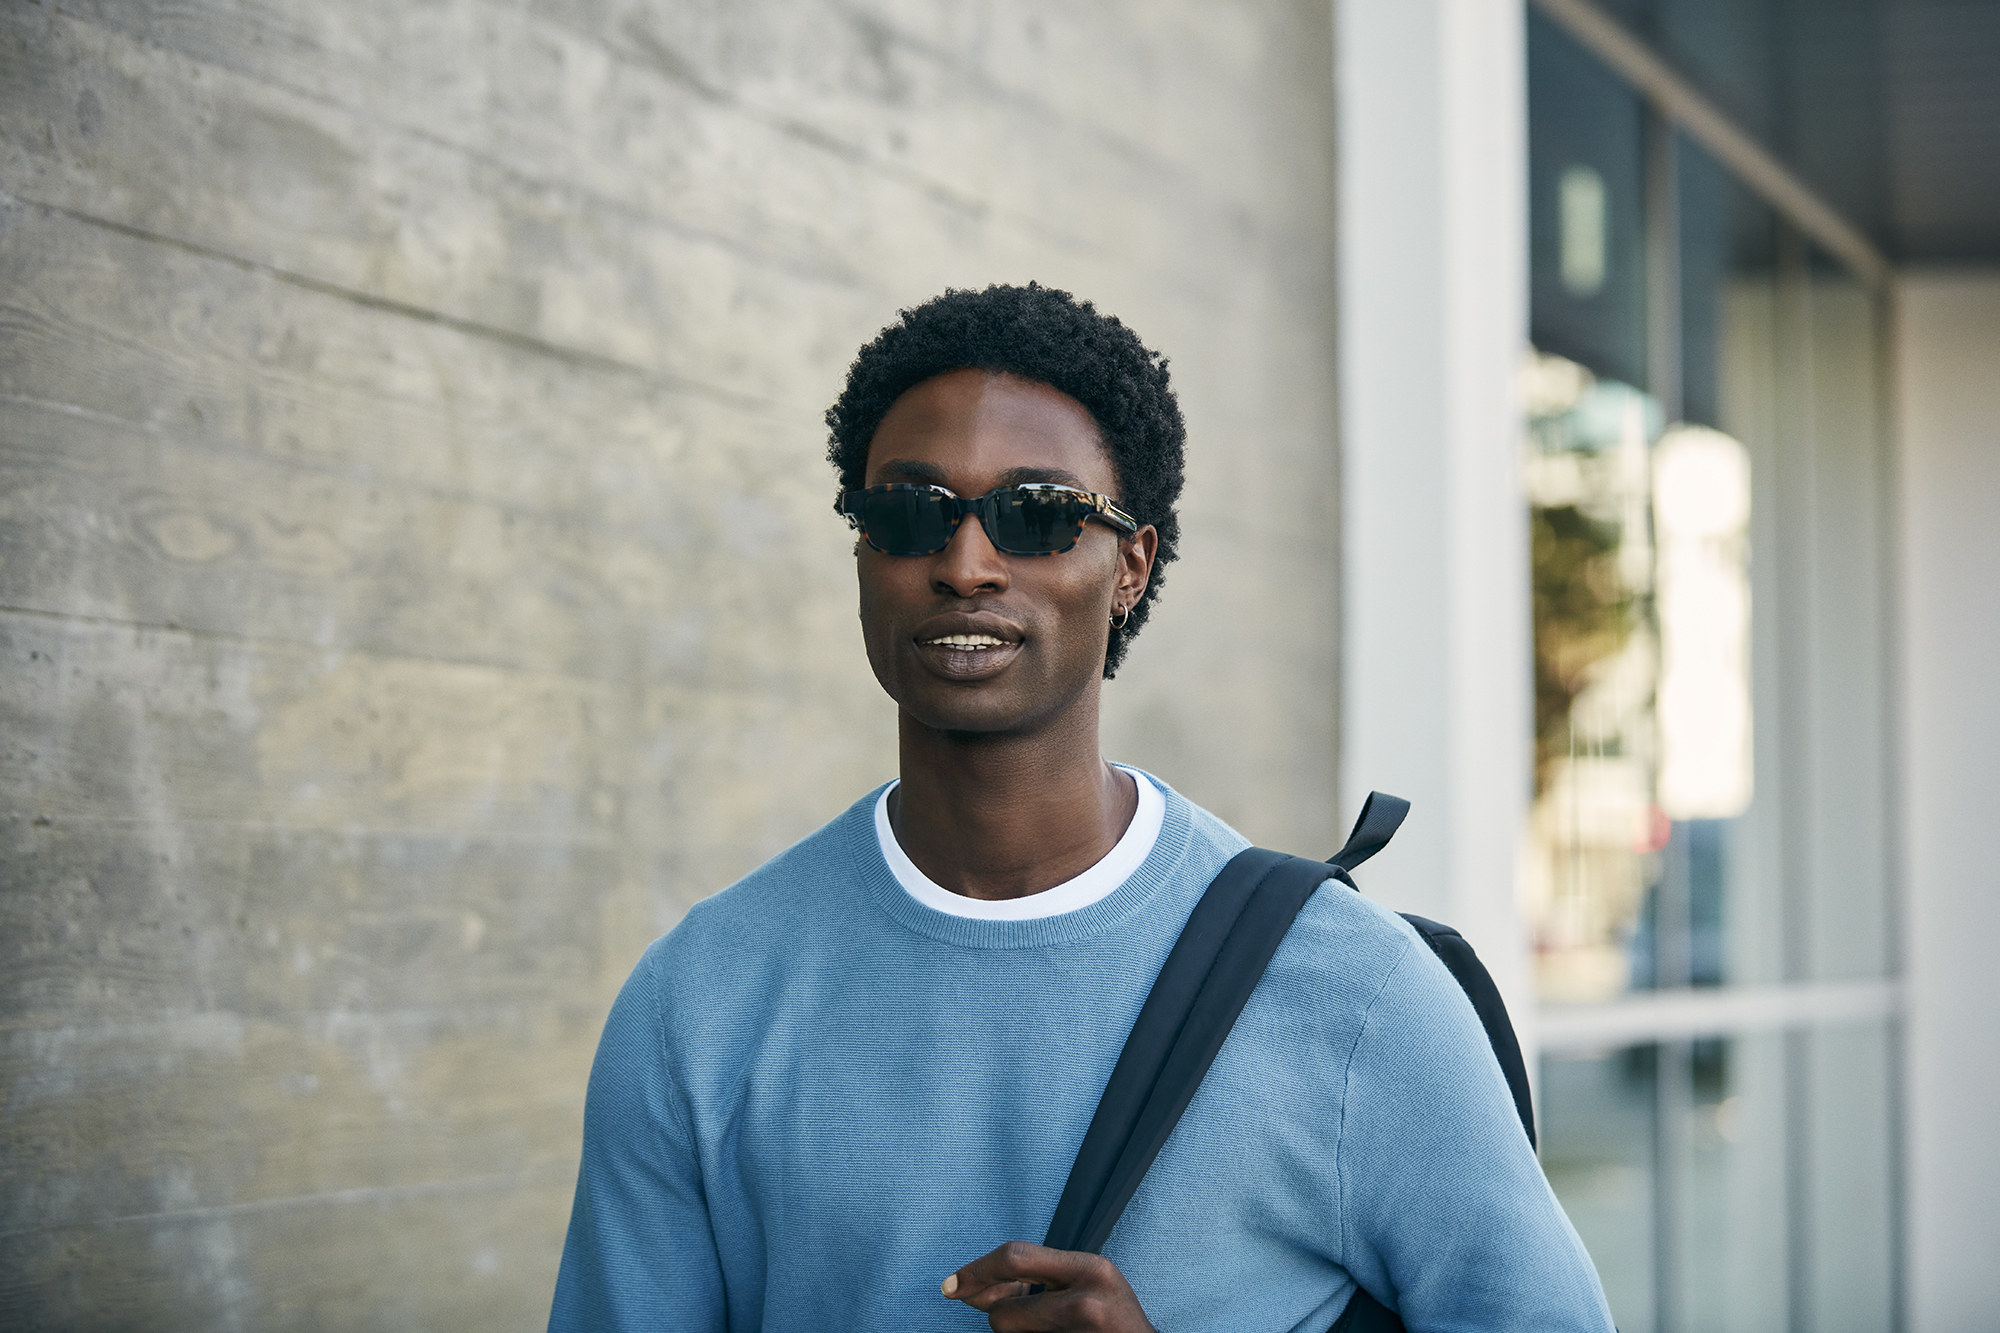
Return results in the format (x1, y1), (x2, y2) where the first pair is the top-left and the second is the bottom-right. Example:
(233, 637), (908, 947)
(863, 369), (1116, 493)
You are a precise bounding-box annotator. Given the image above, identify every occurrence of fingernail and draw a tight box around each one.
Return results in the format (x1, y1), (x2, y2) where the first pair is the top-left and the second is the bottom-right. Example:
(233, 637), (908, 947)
(941, 1274), (959, 1297)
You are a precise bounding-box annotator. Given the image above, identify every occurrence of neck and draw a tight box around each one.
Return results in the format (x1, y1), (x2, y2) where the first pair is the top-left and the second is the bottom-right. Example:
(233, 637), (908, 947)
(890, 691), (1138, 901)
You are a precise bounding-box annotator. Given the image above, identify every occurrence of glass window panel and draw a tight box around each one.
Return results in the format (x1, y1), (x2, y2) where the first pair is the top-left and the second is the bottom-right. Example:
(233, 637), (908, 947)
(1531, 16), (1900, 1003)
(1529, 33), (1901, 1333)
(1545, 1024), (1898, 1333)
(1523, 365), (1663, 1003)
(1726, 229), (1897, 989)
(1797, 255), (1893, 982)
(1676, 136), (1791, 990)
(1540, 1047), (1659, 1332)
(1529, 10), (1648, 388)
(1677, 131), (1779, 435)
(1674, 1034), (1790, 1331)
(1801, 1019), (1896, 1330)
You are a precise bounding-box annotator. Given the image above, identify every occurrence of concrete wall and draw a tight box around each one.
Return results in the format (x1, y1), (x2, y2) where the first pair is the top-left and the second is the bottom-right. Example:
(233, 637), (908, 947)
(0, 2), (1340, 1325)
(1895, 270), (2000, 1333)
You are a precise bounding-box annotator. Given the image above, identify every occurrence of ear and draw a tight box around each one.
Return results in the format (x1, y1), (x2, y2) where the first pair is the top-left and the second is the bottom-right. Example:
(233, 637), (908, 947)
(1115, 525), (1159, 610)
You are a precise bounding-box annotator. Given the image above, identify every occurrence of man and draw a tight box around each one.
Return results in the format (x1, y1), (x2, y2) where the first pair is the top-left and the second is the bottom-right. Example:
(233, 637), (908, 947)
(550, 284), (1613, 1331)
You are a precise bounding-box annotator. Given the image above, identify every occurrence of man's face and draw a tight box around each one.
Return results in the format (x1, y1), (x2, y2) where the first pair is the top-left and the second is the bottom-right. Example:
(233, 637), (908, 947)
(855, 369), (1154, 737)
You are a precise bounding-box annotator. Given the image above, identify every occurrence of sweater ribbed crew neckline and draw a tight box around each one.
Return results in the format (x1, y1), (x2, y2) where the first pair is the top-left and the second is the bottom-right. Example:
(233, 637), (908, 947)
(847, 768), (1198, 950)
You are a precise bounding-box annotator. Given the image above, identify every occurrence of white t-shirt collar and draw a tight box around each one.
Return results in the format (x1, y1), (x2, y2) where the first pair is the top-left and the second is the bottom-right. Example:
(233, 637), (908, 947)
(874, 766), (1165, 921)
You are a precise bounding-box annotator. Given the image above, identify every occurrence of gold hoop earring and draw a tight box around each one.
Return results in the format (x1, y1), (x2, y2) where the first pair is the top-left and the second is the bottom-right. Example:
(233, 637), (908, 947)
(1112, 604), (1131, 630)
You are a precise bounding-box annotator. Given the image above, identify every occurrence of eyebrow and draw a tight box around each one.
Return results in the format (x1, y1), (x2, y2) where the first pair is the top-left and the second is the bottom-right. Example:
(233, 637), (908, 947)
(995, 465), (1091, 489)
(871, 459), (950, 485)
(869, 460), (1096, 491)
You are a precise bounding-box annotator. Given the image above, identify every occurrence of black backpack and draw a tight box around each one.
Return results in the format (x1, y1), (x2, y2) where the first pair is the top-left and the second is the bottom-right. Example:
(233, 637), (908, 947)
(1042, 793), (1535, 1333)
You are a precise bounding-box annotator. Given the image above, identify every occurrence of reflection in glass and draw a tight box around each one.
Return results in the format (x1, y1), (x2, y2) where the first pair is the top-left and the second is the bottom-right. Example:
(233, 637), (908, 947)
(1562, 165), (1610, 297)
(1541, 1047), (1658, 1332)
(1527, 26), (1901, 1333)
(1543, 1024), (1895, 1333)
(1792, 250), (1894, 985)
(1799, 1020), (1895, 1330)
(1674, 1034), (1789, 1332)
(1652, 426), (1752, 820)
(1522, 355), (1661, 1003)
(1530, 9), (1647, 387)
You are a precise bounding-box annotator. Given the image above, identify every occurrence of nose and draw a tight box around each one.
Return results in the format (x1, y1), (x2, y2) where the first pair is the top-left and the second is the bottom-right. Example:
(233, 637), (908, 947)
(931, 510), (1009, 599)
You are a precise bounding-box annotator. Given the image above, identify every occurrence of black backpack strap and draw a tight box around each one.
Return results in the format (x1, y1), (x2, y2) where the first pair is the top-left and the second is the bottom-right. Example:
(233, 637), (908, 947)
(1045, 792), (1490, 1333)
(1043, 848), (1329, 1254)
(1042, 845), (1285, 1253)
(1048, 793), (1415, 1255)
(1046, 843), (1409, 1328)
(1326, 791), (1411, 886)
(1398, 914), (1537, 1150)
(1328, 794), (1534, 1147)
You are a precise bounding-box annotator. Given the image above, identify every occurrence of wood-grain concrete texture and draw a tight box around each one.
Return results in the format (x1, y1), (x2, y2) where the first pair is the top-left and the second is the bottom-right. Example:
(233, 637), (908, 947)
(0, 0), (1340, 1324)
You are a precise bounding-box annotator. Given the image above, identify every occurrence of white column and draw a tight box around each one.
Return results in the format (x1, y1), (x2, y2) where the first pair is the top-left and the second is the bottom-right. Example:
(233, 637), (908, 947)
(1335, 0), (1535, 1039)
(1895, 271), (2000, 1333)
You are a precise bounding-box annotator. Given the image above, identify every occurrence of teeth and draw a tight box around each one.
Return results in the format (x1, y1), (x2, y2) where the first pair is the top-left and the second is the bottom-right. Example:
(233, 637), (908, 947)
(926, 633), (1008, 649)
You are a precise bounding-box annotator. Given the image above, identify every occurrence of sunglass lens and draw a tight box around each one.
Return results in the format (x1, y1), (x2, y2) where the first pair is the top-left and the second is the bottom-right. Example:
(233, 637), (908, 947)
(861, 489), (956, 555)
(992, 487), (1087, 554)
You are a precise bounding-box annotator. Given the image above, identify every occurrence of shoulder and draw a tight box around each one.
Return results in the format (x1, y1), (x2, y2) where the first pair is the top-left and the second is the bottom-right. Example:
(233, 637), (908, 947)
(627, 785), (887, 1019)
(1290, 878), (1423, 980)
(675, 785), (883, 937)
(1146, 780), (1421, 1001)
(1144, 784), (1465, 1051)
(1279, 887), (1509, 1104)
(1243, 876), (1433, 1042)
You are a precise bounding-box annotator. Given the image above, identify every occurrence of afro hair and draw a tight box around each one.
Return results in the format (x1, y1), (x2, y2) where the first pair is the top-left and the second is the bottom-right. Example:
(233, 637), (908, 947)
(825, 283), (1185, 677)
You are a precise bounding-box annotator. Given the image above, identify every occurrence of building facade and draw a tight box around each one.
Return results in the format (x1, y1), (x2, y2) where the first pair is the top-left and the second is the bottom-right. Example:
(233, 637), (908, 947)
(1340, 1), (2000, 1329)
(2, 0), (1995, 1327)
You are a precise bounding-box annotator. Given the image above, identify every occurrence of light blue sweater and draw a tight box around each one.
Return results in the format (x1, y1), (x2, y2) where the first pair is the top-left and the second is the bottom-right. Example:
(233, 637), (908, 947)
(550, 774), (1613, 1332)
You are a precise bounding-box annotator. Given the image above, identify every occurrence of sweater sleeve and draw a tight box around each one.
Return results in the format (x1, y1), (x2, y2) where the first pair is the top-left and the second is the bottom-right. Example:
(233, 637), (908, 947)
(1333, 939), (1615, 1333)
(548, 947), (727, 1333)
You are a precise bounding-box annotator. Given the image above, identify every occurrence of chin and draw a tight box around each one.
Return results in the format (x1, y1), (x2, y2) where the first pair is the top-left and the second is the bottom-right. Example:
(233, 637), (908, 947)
(900, 684), (1038, 737)
(872, 638), (1099, 739)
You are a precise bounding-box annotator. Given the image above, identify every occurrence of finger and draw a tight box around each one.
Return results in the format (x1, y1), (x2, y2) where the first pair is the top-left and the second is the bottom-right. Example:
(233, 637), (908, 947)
(982, 1290), (1052, 1333)
(946, 1240), (1107, 1299)
(984, 1287), (1100, 1333)
(941, 1269), (1014, 1306)
(954, 1279), (1035, 1311)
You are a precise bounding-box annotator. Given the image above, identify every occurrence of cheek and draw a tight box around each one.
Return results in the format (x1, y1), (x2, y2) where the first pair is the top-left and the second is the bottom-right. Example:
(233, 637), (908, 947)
(1044, 554), (1120, 638)
(854, 557), (921, 641)
(854, 564), (902, 689)
(854, 558), (875, 619)
(855, 564), (890, 642)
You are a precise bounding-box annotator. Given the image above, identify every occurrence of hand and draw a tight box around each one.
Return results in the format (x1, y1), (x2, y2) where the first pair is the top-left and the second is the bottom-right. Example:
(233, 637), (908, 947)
(942, 1241), (1158, 1332)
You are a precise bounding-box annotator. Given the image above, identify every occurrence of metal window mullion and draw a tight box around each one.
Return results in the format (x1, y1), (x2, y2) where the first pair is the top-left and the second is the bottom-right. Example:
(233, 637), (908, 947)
(1537, 978), (1901, 1048)
(1773, 224), (1818, 1333)
(1654, 1038), (1689, 1333)
(1875, 281), (1910, 1333)
(1641, 102), (1691, 1332)
(1645, 110), (1685, 424)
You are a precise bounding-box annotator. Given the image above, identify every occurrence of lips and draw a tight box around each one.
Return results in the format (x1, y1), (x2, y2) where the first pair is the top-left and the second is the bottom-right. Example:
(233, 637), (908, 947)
(924, 632), (1010, 650)
(912, 613), (1024, 681)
